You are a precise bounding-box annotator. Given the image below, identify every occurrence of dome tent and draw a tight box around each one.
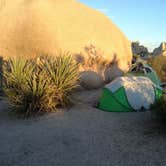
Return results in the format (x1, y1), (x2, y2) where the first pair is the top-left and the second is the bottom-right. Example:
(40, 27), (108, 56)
(98, 76), (163, 112)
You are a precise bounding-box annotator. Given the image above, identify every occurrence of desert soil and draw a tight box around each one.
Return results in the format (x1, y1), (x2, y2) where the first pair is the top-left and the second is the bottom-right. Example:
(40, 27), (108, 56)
(0, 89), (166, 166)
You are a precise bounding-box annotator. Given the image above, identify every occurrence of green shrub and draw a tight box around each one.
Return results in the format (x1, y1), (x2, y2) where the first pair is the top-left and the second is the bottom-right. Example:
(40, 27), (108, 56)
(3, 54), (79, 117)
(43, 53), (79, 106)
(3, 57), (53, 116)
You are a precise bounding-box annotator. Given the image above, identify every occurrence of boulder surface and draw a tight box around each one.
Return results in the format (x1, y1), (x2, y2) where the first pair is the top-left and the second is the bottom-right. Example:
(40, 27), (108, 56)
(0, 0), (132, 88)
(153, 42), (166, 56)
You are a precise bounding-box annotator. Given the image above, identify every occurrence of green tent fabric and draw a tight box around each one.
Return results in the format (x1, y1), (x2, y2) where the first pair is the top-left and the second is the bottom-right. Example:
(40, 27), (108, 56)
(143, 64), (161, 86)
(98, 76), (163, 112)
(128, 63), (161, 86)
(98, 87), (133, 112)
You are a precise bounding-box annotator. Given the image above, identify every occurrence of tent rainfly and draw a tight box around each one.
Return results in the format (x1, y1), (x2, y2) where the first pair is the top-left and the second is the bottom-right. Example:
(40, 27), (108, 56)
(98, 76), (163, 112)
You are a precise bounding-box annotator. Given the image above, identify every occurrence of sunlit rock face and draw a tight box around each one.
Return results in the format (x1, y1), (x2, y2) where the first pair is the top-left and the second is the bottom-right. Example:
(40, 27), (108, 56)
(0, 0), (132, 88)
(153, 42), (166, 56)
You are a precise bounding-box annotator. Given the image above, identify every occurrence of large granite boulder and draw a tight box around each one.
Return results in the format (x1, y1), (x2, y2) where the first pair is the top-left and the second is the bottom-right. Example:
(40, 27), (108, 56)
(153, 42), (166, 56)
(0, 0), (132, 88)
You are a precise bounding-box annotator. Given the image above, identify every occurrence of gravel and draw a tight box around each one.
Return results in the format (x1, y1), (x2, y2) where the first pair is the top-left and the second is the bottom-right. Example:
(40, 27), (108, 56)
(0, 90), (166, 166)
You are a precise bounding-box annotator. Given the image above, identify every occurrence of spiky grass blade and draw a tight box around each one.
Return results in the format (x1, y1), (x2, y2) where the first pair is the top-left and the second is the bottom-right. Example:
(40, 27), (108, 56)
(3, 53), (79, 117)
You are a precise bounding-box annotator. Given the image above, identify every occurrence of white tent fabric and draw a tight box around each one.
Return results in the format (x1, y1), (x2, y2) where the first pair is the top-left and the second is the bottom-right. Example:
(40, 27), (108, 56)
(105, 76), (161, 110)
(105, 76), (155, 92)
(125, 81), (155, 110)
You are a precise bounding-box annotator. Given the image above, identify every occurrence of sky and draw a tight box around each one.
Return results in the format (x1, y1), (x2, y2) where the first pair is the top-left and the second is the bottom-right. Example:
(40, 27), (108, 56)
(79, 0), (166, 51)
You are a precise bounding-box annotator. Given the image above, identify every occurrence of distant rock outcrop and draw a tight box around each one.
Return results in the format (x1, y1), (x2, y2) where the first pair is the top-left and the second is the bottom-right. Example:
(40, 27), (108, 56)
(0, 0), (132, 88)
(132, 42), (149, 58)
(153, 42), (166, 56)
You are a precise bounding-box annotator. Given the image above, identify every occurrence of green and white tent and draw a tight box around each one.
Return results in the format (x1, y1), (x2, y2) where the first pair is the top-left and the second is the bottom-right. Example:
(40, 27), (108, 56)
(98, 76), (163, 112)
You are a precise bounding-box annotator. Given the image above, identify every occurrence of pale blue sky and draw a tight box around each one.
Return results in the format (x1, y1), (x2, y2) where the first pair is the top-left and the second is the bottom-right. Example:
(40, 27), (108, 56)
(79, 0), (166, 51)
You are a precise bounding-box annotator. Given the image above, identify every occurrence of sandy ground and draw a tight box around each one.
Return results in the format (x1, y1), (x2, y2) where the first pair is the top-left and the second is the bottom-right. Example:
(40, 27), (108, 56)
(0, 89), (166, 166)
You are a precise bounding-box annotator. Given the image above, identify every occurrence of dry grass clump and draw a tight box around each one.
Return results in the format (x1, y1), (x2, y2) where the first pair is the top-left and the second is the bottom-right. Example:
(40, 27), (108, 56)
(77, 45), (113, 74)
(147, 56), (166, 119)
(148, 55), (166, 82)
(3, 53), (79, 117)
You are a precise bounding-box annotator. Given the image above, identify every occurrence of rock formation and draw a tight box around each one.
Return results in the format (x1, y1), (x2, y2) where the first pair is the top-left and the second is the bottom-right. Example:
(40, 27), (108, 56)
(0, 0), (132, 88)
(153, 42), (166, 56)
(132, 42), (149, 58)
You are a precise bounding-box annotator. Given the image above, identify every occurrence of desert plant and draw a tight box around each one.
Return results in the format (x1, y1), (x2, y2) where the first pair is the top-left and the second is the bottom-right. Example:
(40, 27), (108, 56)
(3, 58), (32, 109)
(80, 45), (110, 73)
(148, 56), (166, 82)
(3, 57), (53, 116)
(43, 53), (79, 106)
(3, 53), (79, 117)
